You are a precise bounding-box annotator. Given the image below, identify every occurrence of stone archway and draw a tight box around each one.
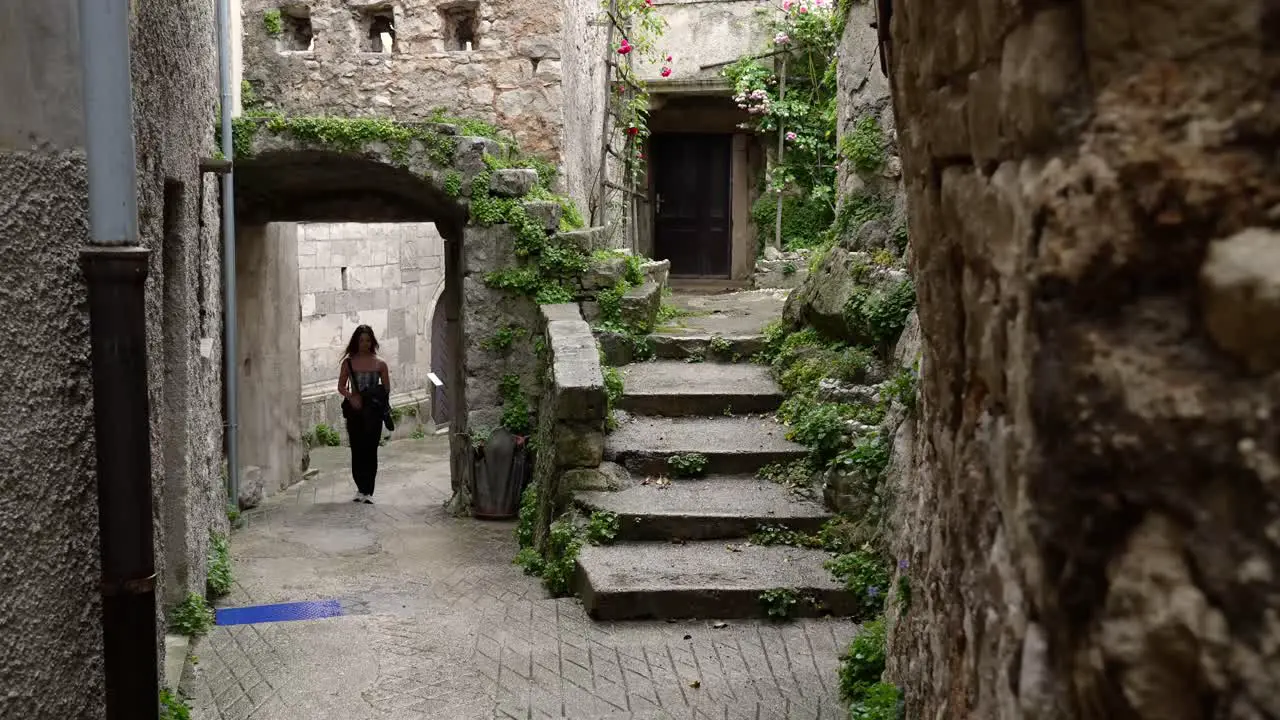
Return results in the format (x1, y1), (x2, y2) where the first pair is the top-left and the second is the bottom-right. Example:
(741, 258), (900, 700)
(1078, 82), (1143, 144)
(228, 117), (564, 513)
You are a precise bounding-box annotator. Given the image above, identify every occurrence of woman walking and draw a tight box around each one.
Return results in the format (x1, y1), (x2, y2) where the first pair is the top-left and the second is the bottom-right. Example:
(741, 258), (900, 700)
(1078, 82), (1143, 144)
(337, 325), (391, 504)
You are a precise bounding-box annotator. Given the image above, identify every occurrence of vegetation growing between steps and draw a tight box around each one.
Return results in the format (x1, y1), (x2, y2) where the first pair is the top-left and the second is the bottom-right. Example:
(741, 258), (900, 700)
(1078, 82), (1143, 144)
(585, 511), (620, 545)
(513, 484), (590, 597)
(667, 453), (709, 478)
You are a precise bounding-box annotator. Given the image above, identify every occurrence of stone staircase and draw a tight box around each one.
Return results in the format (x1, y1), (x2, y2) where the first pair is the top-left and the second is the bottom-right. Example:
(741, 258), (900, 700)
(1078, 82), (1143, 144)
(573, 354), (858, 621)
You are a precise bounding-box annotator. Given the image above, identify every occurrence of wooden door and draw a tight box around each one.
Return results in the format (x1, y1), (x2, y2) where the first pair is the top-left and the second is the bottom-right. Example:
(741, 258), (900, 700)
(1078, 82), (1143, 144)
(651, 133), (733, 278)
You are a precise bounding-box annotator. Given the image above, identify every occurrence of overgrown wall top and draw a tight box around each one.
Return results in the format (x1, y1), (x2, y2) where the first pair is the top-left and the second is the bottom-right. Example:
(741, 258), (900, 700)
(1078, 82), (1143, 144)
(885, 1), (1280, 717)
(239, 0), (569, 161)
(0, 0), (226, 717)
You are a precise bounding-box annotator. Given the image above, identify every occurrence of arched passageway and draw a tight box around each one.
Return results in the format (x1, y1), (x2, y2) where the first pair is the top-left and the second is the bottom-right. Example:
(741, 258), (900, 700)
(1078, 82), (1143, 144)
(228, 120), (503, 509)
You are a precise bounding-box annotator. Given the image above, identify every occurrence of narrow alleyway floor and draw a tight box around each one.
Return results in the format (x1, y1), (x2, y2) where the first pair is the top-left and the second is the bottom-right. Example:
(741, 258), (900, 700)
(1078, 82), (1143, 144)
(183, 436), (857, 720)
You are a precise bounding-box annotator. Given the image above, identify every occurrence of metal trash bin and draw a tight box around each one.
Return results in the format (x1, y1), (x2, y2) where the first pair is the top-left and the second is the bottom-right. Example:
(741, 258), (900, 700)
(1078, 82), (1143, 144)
(473, 427), (528, 520)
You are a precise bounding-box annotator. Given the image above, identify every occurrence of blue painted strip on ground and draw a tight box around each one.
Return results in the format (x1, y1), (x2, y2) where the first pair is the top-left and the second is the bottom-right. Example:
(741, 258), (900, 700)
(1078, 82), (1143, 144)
(215, 599), (345, 626)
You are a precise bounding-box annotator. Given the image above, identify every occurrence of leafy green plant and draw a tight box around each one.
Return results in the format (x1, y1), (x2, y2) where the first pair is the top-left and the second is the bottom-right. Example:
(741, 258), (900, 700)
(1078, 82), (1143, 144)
(824, 546), (889, 620)
(226, 504), (241, 526)
(838, 615), (886, 702)
(759, 587), (799, 621)
(168, 593), (215, 637)
(757, 460), (814, 492)
(312, 424), (341, 447)
(483, 325), (528, 353)
(840, 116), (886, 174)
(881, 364), (918, 412)
(603, 364), (625, 431)
(541, 518), (583, 597)
(833, 434), (891, 482)
(160, 689), (192, 720)
(262, 9), (283, 37)
(708, 335), (732, 356)
(515, 483), (539, 549)
(206, 534), (233, 598)
(850, 682), (903, 720)
(896, 574), (912, 614)
(443, 170), (463, 197)
(749, 524), (822, 548)
(844, 278), (916, 348)
(782, 261), (798, 276)
(667, 453), (708, 478)
(499, 374), (533, 435)
(585, 511), (620, 545)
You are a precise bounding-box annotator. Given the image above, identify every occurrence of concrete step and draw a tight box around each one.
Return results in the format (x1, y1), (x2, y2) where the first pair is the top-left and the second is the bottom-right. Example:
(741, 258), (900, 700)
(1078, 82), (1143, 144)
(649, 333), (765, 361)
(575, 475), (828, 542)
(618, 361), (783, 417)
(576, 541), (855, 620)
(605, 415), (806, 477)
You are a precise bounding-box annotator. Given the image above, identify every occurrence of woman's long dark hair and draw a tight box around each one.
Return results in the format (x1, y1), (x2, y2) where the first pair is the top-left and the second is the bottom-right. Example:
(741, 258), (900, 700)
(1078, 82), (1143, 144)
(343, 324), (379, 359)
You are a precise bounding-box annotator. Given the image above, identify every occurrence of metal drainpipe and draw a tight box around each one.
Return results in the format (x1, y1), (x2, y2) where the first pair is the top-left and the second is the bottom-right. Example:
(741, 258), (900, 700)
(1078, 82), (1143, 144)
(76, 0), (161, 717)
(216, 0), (241, 507)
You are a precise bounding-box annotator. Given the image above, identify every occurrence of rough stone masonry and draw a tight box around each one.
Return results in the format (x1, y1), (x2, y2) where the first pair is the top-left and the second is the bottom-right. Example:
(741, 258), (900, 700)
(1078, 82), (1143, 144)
(884, 1), (1280, 718)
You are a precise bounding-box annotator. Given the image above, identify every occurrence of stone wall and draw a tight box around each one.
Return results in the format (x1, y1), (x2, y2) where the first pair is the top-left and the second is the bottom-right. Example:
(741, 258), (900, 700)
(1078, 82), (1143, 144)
(637, 0), (772, 84)
(558, 0), (609, 218)
(0, 0), (226, 715)
(297, 221), (445, 431)
(238, 0), (569, 162)
(884, 1), (1280, 717)
(531, 304), (608, 549)
(237, 224), (307, 506)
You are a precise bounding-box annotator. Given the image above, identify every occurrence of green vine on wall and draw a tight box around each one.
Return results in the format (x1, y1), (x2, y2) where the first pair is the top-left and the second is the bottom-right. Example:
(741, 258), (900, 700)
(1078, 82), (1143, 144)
(607, 0), (671, 181)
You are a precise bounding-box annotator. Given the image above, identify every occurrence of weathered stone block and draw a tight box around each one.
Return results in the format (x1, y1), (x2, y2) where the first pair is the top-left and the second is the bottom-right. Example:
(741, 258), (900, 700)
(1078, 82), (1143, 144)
(522, 200), (562, 232)
(546, 320), (607, 420)
(620, 281), (661, 333)
(558, 227), (605, 253)
(1200, 228), (1280, 373)
(454, 136), (503, 186)
(562, 461), (631, 492)
(595, 329), (635, 366)
(580, 300), (603, 324)
(238, 465), (265, 510)
(463, 224), (518, 274)
(641, 258), (670, 288)
(555, 422), (605, 468)
(489, 168), (540, 198)
(582, 255), (629, 290)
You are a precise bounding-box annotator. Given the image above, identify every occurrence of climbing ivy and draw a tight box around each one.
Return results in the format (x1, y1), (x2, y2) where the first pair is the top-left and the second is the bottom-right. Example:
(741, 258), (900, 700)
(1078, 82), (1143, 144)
(498, 373), (533, 435)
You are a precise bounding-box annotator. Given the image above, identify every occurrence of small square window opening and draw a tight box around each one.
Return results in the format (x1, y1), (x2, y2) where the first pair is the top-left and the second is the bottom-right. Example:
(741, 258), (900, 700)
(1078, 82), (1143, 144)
(280, 6), (314, 52)
(359, 6), (399, 53)
(439, 5), (478, 52)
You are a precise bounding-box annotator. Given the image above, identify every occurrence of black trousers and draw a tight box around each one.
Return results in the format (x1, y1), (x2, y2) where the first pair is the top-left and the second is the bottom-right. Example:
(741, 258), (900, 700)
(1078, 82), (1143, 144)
(346, 416), (381, 495)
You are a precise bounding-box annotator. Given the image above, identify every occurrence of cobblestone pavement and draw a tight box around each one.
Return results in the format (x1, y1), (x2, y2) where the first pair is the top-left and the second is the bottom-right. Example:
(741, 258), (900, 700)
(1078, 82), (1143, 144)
(183, 437), (859, 719)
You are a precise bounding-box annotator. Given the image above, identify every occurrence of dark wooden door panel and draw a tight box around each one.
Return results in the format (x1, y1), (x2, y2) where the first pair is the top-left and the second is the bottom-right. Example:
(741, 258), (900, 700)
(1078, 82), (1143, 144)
(652, 133), (733, 278)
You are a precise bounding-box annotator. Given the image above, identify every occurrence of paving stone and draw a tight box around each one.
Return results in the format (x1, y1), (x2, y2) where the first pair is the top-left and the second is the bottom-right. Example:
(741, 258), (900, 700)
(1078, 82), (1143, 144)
(180, 438), (857, 720)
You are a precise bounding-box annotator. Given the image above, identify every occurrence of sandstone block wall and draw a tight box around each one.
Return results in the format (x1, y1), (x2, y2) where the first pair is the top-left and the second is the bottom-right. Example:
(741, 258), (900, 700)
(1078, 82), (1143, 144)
(297, 222), (445, 397)
(0, 0), (227, 716)
(885, 1), (1280, 718)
